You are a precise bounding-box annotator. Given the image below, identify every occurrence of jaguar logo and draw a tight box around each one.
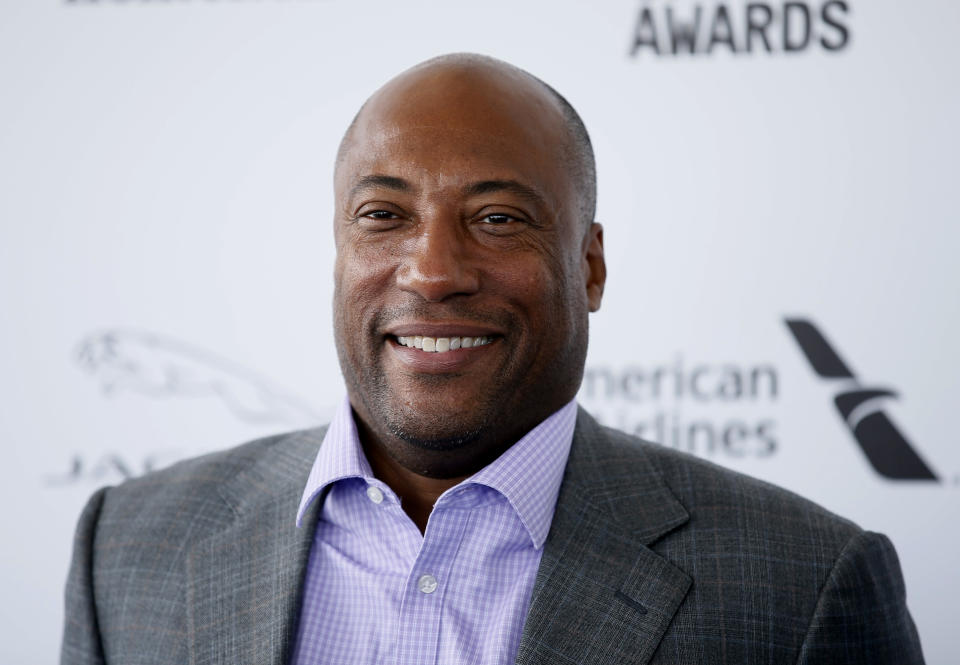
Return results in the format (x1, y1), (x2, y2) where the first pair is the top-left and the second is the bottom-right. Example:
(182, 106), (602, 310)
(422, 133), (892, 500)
(76, 329), (322, 426)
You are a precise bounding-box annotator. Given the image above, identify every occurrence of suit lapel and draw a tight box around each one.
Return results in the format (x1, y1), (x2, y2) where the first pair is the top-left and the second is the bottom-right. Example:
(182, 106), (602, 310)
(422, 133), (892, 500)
(516, 410), (691, 665)
(186, 429), (325, 665)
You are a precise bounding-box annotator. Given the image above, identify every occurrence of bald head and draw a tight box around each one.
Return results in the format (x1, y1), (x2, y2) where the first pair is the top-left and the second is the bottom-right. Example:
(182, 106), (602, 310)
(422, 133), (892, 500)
(337, 53), (597, 229)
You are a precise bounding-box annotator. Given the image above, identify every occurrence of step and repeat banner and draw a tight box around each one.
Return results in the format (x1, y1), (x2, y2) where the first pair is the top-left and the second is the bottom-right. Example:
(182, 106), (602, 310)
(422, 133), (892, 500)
(1, 1), (957, 662)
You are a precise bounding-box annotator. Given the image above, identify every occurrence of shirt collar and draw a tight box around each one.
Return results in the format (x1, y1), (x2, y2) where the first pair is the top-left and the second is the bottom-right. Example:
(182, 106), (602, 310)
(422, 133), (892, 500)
(465, 400), (576, 548)
(296, 396), (372, 527)
(297, 396), (577, 549)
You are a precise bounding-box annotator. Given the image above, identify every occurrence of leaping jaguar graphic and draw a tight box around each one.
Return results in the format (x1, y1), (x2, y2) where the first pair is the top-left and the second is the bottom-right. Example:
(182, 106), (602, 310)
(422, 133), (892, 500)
(76, 329), (323, 426)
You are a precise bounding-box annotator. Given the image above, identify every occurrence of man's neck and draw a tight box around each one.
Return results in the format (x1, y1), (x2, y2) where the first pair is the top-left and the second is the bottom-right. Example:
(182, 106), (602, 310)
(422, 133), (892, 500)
(349, 400), (568, 533)
(363, 446), (468, 533)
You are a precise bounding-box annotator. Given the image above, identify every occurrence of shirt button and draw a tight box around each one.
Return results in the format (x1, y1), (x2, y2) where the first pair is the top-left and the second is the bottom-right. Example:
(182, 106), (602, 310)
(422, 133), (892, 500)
(417, 574), (438, 594)
(366, 486), (384, 504)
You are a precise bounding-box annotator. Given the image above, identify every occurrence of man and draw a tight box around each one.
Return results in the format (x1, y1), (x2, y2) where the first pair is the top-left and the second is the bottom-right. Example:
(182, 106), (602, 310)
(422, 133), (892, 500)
(62, 54), (924, 664)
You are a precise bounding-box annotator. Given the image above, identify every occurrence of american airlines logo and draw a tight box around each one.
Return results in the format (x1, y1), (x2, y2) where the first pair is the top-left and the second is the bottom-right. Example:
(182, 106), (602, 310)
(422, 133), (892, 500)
(785, 318), (937, 481)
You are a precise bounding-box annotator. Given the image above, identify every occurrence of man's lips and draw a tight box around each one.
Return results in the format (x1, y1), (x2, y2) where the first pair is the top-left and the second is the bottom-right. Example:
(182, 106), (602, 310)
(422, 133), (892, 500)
(386, 335), (498, 372)
(383, 323), (502, 369)
(394, 334), (494, 353)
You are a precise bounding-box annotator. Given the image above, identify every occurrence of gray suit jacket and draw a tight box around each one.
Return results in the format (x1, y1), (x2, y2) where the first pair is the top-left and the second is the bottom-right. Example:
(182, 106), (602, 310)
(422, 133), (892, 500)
(62, 409), (924, 664)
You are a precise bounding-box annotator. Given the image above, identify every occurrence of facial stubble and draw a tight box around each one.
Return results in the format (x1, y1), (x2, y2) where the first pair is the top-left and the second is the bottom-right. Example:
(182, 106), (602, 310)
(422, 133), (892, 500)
(334, 293), (587, 479)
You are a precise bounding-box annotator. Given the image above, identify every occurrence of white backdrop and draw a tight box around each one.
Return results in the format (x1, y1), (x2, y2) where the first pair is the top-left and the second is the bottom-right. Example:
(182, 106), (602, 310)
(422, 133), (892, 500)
(1, 1), (957, 662)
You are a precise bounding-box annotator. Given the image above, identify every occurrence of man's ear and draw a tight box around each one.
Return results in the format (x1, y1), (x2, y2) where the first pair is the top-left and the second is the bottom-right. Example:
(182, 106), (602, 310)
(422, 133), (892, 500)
(582, 222), (606, 312)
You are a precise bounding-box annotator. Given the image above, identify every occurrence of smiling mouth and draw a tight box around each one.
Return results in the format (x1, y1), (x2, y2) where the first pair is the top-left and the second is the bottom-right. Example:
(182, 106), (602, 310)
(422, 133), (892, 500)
(395, 335), (495, 353)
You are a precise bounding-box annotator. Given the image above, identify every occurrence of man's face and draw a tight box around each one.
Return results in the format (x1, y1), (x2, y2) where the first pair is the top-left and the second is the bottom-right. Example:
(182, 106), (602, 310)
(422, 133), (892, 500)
(332, 63), (604, 477)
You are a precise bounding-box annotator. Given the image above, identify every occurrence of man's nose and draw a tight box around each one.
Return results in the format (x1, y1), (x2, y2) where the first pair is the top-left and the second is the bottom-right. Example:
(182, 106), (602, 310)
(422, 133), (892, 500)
(396, 219), (480, 302)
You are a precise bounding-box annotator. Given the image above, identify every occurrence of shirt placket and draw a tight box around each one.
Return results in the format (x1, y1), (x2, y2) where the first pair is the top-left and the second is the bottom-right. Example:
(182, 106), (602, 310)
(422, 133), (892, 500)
(393, 502), (471, 665)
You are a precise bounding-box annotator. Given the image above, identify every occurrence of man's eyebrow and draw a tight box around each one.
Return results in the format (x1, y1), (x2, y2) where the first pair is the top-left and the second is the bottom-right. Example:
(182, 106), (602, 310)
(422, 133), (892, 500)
(464, 180), (548, 209)
(349, 174), (412, 199)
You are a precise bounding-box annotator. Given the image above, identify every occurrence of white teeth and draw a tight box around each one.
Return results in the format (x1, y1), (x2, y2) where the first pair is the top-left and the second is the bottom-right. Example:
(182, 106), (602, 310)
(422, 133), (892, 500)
(396, 335), (493, 352)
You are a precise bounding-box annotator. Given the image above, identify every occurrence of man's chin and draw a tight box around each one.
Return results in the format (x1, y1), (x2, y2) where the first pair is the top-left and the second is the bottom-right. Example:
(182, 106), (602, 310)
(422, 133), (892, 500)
(387, 425), (484, 452)
(374, 388), (498, 451)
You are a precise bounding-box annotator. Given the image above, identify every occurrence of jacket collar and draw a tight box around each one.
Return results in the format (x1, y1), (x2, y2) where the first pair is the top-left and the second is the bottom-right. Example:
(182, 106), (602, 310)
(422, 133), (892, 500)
(515, 407), (692, 665)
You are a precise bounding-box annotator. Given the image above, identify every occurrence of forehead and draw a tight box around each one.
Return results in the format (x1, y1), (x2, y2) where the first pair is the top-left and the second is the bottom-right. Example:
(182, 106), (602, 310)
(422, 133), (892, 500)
(336, 65), (573, 199)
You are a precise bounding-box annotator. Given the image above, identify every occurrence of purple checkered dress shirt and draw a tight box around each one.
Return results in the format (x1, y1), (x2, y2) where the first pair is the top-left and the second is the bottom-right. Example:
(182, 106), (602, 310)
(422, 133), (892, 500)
(290, 397), (577, 665)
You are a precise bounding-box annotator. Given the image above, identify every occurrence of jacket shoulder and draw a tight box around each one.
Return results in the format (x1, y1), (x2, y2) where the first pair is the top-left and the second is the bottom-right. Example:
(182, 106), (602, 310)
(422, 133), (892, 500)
(575, 420), (918, 662)
(595, 422), (861, 552)
(94, 427), (326, 542)
(64, 428), (326, 663)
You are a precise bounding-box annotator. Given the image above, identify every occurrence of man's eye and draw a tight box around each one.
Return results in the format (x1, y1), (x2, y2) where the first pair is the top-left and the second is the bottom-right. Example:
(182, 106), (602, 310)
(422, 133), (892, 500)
(356, 209), (404, 230)
(480, 212), (522, 226)
(475, 211), (529, 236)
(353, 208), (405, 233)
